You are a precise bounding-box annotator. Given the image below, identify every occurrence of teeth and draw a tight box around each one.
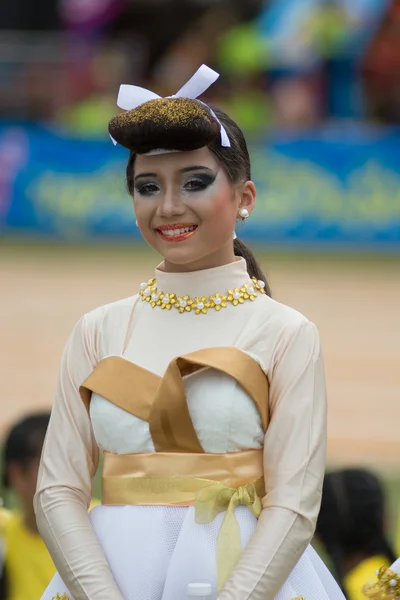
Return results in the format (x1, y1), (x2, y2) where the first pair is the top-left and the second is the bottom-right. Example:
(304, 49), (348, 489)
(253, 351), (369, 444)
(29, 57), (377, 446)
(160, 226), (196, 236)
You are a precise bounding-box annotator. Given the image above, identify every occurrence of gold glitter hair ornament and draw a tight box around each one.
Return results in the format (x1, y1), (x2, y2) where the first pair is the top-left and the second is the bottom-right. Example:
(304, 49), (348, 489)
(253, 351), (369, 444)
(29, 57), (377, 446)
(109, 64), (230, 154)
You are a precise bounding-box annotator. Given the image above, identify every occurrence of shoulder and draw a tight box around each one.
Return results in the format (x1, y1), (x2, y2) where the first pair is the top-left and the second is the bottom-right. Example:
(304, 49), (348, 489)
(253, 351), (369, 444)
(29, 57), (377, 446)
(345, 557), (389, 600)
(63, 295), (140, 362)
(0, 508), (11, 533)
(83, 294), (140, 331)
(255, 293), (318, 340)
(246, 294), (320, 373)
(80, 295), (141, 360)
(0, 510), (20, 537)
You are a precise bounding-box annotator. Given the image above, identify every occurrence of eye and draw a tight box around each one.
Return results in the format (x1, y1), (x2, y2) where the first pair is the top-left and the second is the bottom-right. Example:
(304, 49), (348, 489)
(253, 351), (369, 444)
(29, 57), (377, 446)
(184, 179), (206, 191)
(184, 174), (215, 192)
(135, 182), (160, 196)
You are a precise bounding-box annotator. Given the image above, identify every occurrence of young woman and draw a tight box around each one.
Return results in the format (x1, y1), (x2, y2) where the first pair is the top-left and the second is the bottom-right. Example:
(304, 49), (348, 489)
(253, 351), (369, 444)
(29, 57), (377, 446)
(36, 66), (346, 600)
(316, 468), (397, 600)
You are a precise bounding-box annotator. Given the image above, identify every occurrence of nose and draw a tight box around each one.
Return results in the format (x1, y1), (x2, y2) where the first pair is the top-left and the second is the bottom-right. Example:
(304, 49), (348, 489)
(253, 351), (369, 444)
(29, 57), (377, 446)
(156, 186), (185, 219)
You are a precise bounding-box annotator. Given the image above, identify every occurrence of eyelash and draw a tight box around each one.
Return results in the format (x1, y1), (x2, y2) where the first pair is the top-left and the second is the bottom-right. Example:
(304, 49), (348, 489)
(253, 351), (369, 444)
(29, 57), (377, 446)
(184, 178), (210, 192)
(135, 182), (160, 196)
(135, 177), (214, 197)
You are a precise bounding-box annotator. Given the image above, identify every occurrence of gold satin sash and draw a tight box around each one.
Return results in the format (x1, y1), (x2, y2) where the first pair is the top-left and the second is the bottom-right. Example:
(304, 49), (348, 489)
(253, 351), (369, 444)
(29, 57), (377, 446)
(195, 480), (263, 592)
(102, 450), (265, 592)
(80, 347), (269, 453)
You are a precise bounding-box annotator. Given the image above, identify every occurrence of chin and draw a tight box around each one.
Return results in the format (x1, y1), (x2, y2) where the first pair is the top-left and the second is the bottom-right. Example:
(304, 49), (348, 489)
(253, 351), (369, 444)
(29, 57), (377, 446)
(161, 247), (203, 265)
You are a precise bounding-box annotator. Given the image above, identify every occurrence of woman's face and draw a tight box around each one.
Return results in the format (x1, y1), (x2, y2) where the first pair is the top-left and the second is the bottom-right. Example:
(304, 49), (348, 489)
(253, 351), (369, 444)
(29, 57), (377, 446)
(133, 147), (255, 272)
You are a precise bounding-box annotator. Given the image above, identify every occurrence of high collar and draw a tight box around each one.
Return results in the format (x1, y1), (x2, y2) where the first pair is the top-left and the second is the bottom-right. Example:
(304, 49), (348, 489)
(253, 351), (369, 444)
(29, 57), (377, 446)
(154, 258), (251, 297)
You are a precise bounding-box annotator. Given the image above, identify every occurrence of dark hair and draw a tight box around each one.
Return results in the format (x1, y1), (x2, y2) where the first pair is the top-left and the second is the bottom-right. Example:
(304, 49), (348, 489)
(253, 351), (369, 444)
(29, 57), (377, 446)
(1, 413), (50, 489)
(111, 99), (271, 296)
(209, 107), (271, 295)
(316, 469), (396, 593)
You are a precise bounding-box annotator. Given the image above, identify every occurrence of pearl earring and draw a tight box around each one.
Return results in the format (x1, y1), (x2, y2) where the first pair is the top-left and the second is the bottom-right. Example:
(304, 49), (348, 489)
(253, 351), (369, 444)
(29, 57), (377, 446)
(238, 208), (249, 220)
(136, 220), (138, 227)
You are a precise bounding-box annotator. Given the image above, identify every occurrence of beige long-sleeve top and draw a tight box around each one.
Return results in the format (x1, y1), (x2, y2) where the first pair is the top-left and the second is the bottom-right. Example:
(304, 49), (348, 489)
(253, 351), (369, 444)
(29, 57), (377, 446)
(34, 257), (327, 600)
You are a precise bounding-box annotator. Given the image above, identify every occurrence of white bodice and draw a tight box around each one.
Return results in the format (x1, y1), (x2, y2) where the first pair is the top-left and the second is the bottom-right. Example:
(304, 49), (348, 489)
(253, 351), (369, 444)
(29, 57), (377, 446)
(90, 365), (264, 454)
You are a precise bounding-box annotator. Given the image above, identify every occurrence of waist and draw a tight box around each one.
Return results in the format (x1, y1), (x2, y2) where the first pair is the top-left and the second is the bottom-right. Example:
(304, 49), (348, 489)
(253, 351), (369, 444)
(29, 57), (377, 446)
(102, 449), (264, 506)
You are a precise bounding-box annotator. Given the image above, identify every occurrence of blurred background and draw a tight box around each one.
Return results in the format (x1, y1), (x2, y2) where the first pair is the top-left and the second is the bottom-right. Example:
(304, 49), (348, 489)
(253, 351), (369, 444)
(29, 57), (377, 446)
(0, 0), (399, 597)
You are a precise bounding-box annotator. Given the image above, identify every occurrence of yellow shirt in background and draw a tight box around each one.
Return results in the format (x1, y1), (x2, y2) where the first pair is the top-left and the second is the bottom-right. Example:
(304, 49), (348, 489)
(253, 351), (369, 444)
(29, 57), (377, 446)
(344, 555), (389, 600)
(0, 500), (100, 600)
(2, 512), (55, 600)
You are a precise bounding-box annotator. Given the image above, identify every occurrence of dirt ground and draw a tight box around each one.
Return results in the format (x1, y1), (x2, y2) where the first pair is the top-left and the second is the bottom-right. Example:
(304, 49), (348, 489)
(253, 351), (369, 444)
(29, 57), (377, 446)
(1, 242), (399, 472)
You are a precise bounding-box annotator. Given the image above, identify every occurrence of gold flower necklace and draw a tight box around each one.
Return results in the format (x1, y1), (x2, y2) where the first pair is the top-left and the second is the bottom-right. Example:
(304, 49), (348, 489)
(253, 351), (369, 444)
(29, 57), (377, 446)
(139, 276), (266, 315)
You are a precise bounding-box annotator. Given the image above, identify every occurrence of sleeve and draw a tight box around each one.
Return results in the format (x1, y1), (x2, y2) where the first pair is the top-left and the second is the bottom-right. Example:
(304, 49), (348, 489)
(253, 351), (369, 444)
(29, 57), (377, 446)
(34, 314), (125, 600)
(219, 320), (327, 600)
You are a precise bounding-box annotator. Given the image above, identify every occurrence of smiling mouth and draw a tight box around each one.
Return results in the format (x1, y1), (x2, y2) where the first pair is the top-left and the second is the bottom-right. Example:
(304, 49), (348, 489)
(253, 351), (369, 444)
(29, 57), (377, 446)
(156, 224), (198, 242)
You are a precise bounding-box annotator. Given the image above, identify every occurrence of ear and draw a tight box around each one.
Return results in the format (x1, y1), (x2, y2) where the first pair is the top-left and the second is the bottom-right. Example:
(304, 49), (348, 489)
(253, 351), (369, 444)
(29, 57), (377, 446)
(237, 180), (256, 216)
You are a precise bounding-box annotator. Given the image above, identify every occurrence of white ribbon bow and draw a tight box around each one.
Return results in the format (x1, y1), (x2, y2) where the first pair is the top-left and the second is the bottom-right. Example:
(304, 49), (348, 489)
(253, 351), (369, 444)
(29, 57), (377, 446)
(111, 64), (230, 149)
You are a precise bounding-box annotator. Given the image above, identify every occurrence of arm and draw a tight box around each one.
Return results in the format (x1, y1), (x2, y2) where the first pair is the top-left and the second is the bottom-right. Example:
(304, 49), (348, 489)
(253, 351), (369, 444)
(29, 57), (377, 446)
(219, 319), (327, 600)
(34, 314), (124, 600)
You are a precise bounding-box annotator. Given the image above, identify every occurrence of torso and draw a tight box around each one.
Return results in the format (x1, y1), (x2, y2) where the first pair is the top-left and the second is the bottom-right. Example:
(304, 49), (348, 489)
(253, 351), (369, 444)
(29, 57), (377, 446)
(84, 258), (307, 456)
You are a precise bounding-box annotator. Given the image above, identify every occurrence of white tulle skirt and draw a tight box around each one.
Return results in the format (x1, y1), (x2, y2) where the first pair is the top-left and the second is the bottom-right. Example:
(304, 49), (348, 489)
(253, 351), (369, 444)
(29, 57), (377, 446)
(42, 505), (345, 600)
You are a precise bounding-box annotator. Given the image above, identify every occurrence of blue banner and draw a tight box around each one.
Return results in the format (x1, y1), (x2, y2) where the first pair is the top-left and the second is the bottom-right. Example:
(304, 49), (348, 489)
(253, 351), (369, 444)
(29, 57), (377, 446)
(0, 123), (399, 248)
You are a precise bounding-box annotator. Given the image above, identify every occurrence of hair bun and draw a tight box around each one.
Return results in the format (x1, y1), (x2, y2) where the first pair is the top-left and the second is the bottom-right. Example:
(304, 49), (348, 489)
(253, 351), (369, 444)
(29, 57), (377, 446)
(108, 97), (221, 154)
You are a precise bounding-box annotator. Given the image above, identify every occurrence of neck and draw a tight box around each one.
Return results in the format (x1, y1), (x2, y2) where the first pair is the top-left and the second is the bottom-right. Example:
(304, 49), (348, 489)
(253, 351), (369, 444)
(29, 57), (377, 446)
(154, 256), (251, 300)
(343, 552), (374, 575)
(161, 241), (236, 273)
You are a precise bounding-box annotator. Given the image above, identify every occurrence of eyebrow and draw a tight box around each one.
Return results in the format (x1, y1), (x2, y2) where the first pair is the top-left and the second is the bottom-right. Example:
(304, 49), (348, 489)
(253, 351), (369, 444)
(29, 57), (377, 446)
(180, 166), (214, 174)
(134, 165), (214, 182)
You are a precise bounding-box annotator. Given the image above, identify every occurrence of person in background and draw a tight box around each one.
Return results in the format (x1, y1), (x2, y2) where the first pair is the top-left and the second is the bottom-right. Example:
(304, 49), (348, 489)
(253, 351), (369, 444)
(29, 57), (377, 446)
(0, 505), (9, 600)
(55, 43), (128, 138)
(0, 413), (55, 599)
(0, 412), (101, 599)
(316, 468), (396, 600)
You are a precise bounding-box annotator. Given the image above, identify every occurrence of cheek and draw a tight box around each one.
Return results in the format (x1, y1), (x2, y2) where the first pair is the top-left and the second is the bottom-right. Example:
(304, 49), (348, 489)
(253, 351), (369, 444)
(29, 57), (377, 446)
(134, 198), (154, 229)
(134, 199), (162, 251)
(200, 185), (236, 233)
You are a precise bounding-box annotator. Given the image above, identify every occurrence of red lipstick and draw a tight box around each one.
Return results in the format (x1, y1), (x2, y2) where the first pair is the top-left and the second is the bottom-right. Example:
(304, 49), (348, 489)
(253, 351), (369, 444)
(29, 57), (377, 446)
(156, 223), (198, 243)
